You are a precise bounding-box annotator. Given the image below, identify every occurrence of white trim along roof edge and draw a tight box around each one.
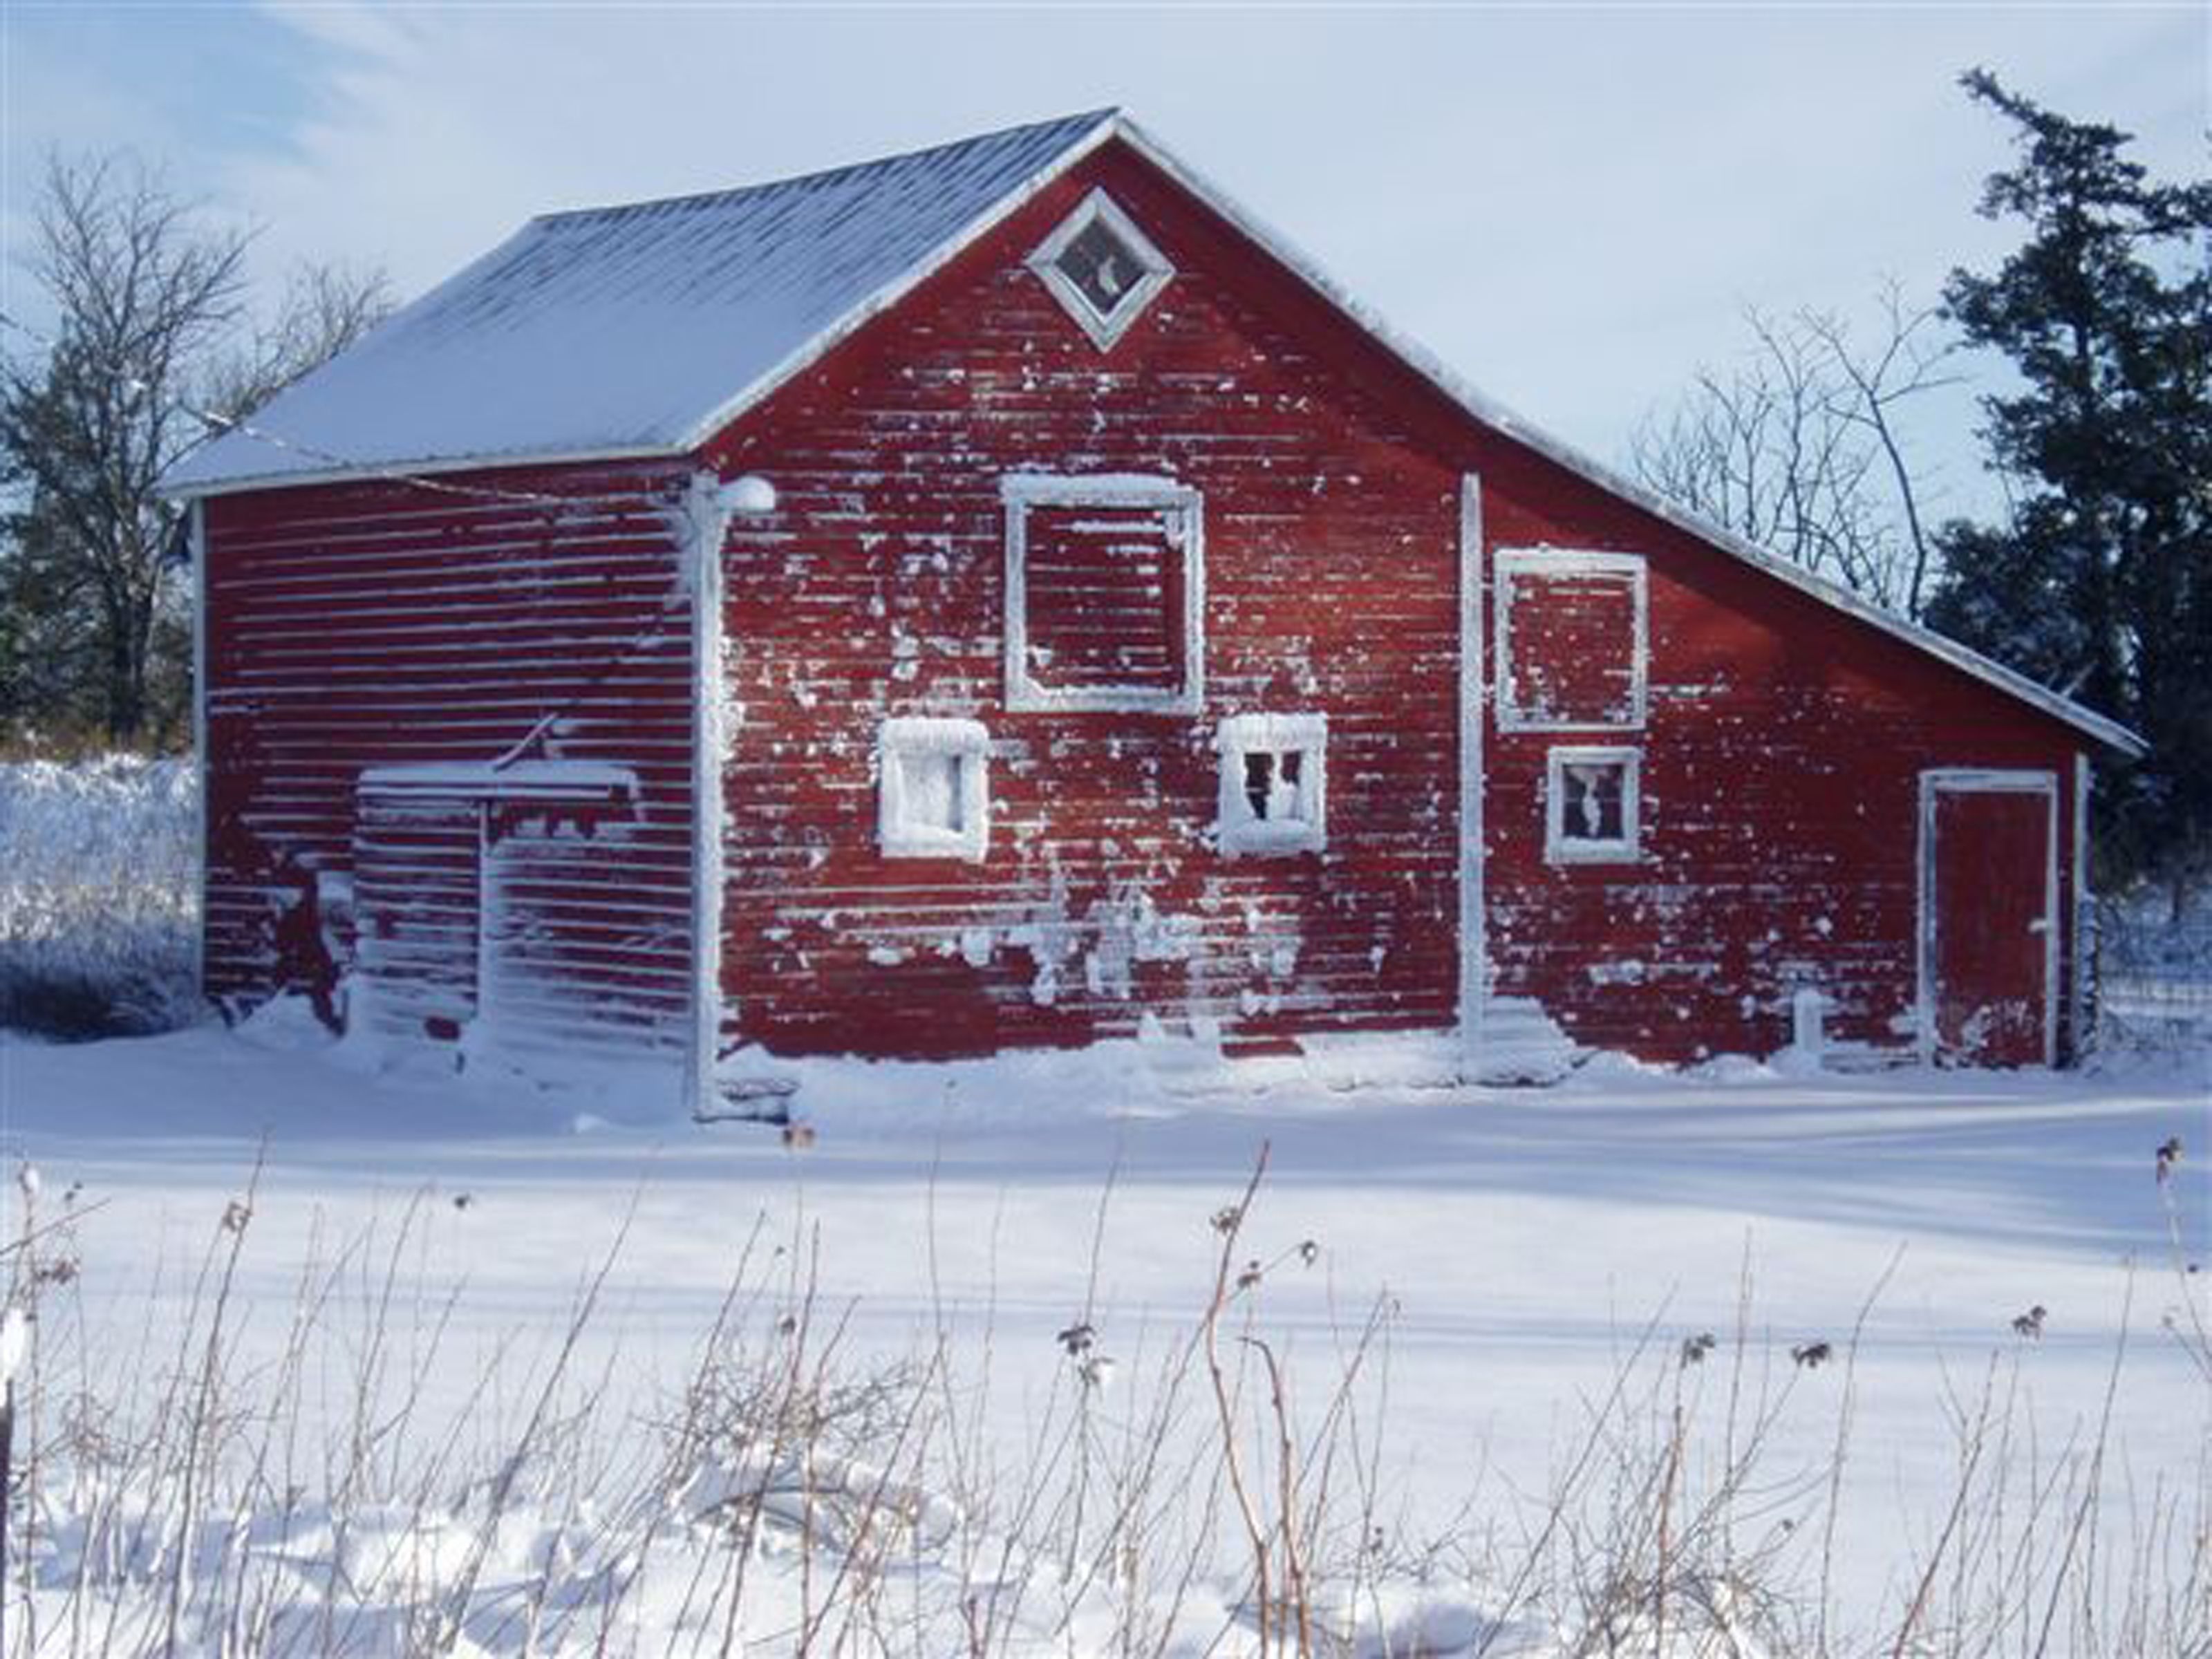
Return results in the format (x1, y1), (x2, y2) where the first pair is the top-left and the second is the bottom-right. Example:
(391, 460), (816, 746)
(167, 111), (2144, 758)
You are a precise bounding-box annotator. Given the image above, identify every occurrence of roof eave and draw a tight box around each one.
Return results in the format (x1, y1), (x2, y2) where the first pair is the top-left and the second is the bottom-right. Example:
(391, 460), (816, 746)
(160, 109), (1130, 506)
(160, 438), (688, 502)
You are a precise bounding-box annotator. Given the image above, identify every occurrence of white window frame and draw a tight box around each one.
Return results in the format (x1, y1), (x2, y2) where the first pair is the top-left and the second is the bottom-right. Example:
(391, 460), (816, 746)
(1002, 472), (1204, 714)
(1026, 188), (1175, 351)
(879, 717), (991, 863)
(1545, 744), (1642, 864)
(1216, 713), (1327, 857)
(1494, 549), (1649, 733)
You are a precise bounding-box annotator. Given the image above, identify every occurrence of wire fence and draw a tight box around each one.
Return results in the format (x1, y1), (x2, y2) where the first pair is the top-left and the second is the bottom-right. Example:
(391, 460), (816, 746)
(2092, 891), (2212, 1056)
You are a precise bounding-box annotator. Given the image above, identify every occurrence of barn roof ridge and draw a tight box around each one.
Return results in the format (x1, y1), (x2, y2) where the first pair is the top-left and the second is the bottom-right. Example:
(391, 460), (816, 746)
(532, 107), (1123, 227)
(164, 111), (2141, 754)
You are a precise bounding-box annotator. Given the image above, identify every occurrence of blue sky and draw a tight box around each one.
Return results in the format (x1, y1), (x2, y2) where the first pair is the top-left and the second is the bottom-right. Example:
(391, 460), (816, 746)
(3, 2), (2204, 521)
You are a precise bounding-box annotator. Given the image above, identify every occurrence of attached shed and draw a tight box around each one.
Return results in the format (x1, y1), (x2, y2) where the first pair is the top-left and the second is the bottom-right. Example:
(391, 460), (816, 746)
(166, 110), (2139, 1107)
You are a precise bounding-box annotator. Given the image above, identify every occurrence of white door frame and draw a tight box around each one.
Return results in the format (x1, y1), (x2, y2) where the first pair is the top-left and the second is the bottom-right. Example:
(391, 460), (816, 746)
(1915, 767), (2059, 1067)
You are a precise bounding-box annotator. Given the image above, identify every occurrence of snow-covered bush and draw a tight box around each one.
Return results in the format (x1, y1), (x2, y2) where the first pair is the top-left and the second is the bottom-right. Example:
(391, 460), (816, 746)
(0, 755), (200, 1037)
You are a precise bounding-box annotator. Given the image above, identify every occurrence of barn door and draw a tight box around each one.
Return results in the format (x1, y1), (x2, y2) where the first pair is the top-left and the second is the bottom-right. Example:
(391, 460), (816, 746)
(1918, 771), (2058, 1067)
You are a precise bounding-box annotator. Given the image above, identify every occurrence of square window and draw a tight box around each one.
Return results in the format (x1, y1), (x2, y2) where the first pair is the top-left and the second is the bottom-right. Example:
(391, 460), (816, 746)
(1217, 713), (1327, 856)
(880, 718), (990, 862)
(1027, 189), (1174, 351)
(897, 749), (964, 835)
(1546, 746), (1640, 863)
(1497, 550), (1648, 731)
(1002, 474), (1203, 713)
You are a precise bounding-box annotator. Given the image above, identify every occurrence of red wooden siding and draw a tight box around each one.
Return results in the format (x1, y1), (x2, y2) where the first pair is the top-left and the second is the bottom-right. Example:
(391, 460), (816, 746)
(705, 149), (1465, 1060)
(196, 131), (2100, 1078)
(703, 139), (2089, 1067)
(1476, 460), (2085, 1062)
(1927, 782), (2055, 1066)
(200, 466), (700, 1071)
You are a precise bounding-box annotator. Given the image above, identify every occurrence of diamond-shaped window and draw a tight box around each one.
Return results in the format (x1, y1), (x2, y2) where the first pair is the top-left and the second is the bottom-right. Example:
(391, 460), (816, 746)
(1028, 190), (1173, 351)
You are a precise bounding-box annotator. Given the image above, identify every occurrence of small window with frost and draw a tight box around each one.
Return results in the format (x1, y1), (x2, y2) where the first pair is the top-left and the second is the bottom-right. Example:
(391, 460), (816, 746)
(1027, 189), (1174, 350)
(1003, 474), (1203, 713)
(1217, 713), (1327, 856)
(879, 718), (990, 862)
(1546, 746), (1640, 863)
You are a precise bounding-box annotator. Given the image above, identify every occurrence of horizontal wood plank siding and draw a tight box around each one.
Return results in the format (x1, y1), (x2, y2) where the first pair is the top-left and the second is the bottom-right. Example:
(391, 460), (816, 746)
(198, 130), (2095, 1078)
(704, 138), (2088, 1068)
(707, 149), (1462, 1059)
(1474, 449), (2085, 1063)
(201, 465), (698, 1072)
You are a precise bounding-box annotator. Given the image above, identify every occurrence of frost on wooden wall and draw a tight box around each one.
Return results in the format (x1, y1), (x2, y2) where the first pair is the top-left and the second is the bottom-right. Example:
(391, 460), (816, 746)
(349, 766), (662, 1067)
(1497, 551), (1647, 731)
(705, 169), (1468, 1061)
(201, 473), (699, 1078)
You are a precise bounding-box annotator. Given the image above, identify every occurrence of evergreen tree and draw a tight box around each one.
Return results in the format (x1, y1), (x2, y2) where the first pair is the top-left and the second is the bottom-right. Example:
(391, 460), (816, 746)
(1927, 70), (2211, 899)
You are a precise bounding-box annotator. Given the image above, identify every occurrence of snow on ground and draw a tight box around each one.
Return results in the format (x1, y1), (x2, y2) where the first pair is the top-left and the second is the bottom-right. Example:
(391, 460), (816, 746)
(0, 1018), (2204, 1655)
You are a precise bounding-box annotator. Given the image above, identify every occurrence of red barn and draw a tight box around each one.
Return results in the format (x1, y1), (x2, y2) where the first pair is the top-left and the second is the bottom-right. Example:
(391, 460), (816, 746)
(167, 111), (2139, 1110)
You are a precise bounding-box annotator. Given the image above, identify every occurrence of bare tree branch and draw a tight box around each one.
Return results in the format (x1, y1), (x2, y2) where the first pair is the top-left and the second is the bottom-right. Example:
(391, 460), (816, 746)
(1630, 292), (1954, 620)
(0, 151), (393, 747)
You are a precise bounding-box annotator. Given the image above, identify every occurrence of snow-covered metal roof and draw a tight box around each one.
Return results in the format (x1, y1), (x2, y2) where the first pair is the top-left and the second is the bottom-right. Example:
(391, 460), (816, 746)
(166, 110), (2141, 755)
(165, 109), (1120, 493)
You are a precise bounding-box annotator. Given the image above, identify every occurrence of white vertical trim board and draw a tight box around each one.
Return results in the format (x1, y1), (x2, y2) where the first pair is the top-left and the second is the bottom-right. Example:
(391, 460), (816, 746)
(1915, 768), (2060, 1067)
(2072, 751), (2092, 1062)
(474, 799), (497, 1034)
(189, 499), (210, 1004)
(684, 472), (734, 1118)
(1492, 548), (1648, 733)
(1456, 475), (1485, 1058)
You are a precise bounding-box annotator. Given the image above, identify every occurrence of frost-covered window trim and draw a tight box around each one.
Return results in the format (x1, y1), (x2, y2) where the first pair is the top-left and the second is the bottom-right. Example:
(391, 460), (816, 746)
(1001, 472), (1205, 714)
(1026, 188), (1174, 352)
(1494, 549), (1649, 733)
(878, 717), (991, 863)
(1544, 745), (1642, 864)
(1215, 712), (1327, 857)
